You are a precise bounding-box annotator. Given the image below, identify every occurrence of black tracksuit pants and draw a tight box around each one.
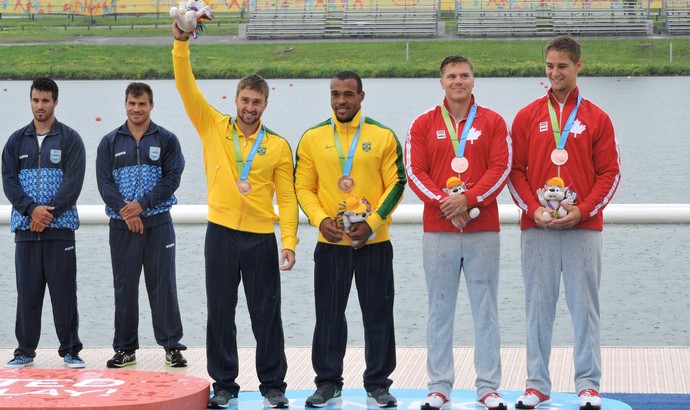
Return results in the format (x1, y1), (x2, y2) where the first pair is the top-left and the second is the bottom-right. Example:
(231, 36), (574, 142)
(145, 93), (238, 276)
(311, 241), (397, 392)
(205, 222), (287, 396)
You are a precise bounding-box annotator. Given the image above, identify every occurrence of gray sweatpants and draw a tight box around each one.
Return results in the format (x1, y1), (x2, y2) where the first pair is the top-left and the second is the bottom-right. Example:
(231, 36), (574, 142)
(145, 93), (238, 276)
(521, 228), (602, 395)
(423, 231), (502, 400)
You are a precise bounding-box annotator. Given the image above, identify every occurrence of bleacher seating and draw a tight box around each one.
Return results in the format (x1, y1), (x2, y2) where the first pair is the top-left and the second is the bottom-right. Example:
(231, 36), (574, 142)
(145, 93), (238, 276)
(246, 9), (327, 39)
(341, 5), (438, 38)
(457, 9), (539, 37)
(456, 0), (651, 37)
(664, 0), (690, 34)
(245, 1), (438, 39)
(551, 4), (650, 35)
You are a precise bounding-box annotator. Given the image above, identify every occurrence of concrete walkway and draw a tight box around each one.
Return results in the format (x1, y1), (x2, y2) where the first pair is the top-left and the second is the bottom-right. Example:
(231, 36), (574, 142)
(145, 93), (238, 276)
(2, 346), (689, 394)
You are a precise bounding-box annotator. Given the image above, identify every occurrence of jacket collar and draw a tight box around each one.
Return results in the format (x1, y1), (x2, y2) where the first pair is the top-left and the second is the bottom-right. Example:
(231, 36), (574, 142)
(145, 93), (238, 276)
(23, 118), (61, 137)
(330, 110), (364, 135)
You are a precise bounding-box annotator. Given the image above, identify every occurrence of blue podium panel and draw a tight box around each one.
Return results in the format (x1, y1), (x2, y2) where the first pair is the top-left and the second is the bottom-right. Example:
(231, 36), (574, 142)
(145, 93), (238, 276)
(231, 389), (632, 409)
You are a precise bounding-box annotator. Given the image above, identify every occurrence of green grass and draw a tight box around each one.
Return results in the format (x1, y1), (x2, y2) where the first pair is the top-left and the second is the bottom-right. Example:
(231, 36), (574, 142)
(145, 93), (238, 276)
(0, 14), (688, 79)
(1, 39), (688, 79)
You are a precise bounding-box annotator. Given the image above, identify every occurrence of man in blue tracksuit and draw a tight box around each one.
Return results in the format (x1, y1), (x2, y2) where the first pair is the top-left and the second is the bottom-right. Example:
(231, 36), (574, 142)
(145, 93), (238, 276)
(2, 77), (86, 369)
(96, 82), (188, 368)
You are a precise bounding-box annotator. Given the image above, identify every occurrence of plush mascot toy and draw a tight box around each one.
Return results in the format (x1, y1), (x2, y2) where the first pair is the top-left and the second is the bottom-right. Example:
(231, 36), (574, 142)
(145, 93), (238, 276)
(342, 194), (375, 248)
(537, 176), (577, 219)
(443, 176), (479, 228)
(170, 0), (213, 38)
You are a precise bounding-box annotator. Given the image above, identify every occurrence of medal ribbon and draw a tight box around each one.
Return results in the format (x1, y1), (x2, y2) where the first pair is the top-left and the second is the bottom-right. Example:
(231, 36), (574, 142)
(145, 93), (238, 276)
(332, 115), (364, 177)
(229, 117), (266, 181)
(547, 93), (582, 150)
(441, 102), (477, 159)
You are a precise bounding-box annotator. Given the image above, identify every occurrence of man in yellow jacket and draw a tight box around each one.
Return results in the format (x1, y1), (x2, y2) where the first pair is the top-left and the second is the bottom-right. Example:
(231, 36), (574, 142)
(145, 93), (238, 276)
(294, 70), (406, 408)
(172, 23), (298, 409)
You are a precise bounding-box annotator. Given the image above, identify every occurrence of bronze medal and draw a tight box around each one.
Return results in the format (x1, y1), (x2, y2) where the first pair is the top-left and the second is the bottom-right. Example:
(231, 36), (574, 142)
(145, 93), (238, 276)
(237, 180), (251, 195)
(451, 157), (469, 173)
(551, 149), (569, 166)
(337, 176), (354, 193)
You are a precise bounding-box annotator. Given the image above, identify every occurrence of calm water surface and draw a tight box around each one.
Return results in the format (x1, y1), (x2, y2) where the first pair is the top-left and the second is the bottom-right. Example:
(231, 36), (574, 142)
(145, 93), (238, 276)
(0, 78), (688, 349)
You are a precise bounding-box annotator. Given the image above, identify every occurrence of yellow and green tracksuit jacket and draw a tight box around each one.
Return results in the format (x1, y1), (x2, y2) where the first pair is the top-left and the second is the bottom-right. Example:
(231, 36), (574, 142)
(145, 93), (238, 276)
(294, 110), (406, 246)
(172, 39), (298, 252)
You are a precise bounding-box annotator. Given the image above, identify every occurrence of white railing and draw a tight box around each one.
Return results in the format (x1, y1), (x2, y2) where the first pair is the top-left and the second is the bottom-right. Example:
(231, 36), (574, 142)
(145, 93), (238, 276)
(2, 204), (690, 224)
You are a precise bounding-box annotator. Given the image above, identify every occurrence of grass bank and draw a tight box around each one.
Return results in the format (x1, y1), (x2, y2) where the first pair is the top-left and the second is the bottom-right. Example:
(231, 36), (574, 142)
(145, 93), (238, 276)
(1, 37), (688, 79)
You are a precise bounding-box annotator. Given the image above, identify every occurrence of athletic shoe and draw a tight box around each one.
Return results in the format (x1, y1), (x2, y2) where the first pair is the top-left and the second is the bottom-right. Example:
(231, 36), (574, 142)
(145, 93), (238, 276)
(578, 389), (602, 410)
(208, 389), (237, 409)
(6, 355), (33, 368)
(479, 392), (508, 410)
(515, 388), (550, 409)
(263, 388), (289, 408)
(63, 353), (85, 368)
(305, 381), (342, 407)
(165, 349), (187, 367)
(421, 392), (450, 409)
(106, 350), (136, 368)
(366, 387), (397, 408)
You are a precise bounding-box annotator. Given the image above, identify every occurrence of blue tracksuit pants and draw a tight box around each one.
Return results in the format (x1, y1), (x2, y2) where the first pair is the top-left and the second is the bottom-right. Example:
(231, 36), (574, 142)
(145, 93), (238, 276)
(109, 220), (185, 352)
(14, 239), (82, 358)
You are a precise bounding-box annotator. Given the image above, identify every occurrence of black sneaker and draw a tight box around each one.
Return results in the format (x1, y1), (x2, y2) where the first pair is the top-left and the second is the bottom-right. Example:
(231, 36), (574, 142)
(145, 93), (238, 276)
(165, 349), (187, 367)
(305, 381), (342, 407)
(209, 389), (237, 409)
(106, 350), (136, 368)
(263, 388), (289, 408)
(367, 388), (397, 408)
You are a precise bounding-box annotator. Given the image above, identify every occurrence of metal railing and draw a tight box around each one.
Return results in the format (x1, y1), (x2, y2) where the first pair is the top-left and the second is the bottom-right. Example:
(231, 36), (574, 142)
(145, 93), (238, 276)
(2, 204), (689, 224)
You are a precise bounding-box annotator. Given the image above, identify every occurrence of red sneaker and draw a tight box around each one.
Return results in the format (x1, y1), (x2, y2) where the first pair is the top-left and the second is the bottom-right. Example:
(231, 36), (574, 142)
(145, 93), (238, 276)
(515, 388), (551, 409)
(578, 389), (602, 410)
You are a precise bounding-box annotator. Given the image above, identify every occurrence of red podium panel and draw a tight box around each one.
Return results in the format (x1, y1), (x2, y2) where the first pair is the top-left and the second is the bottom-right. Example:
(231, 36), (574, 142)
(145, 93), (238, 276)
(0, 369), (209, 409)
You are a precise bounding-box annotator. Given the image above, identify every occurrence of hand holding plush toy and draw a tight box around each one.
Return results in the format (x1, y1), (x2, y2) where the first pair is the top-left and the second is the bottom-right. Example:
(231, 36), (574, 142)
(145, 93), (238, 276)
(537, 176), (577, 219)
(342, 195), (375, 248)
(443, 176), (479, 229)
(170, 0), (213, 38)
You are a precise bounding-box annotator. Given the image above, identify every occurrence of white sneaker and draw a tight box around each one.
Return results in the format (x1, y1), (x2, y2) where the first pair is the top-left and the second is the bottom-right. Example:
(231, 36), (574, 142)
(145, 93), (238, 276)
(421, 392), (450, 409)
(479, 392), (508, 409)
(515, 388), (550, 409)
(578, 389), (602, 410)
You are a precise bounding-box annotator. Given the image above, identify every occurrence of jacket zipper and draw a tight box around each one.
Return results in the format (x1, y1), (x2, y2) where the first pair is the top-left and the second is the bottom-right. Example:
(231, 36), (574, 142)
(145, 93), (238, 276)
(136, 140), (143, 199)
(36, 136), (42, 241)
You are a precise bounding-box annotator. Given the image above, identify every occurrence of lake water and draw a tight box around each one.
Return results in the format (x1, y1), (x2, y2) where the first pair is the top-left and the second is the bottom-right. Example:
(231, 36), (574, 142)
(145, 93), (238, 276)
(0, 78), (688, 350)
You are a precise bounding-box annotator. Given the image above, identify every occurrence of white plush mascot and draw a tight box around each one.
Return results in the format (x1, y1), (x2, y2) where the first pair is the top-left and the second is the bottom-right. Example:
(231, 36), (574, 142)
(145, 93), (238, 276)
(170, 0), (213, 38)
(537, 176), (577, 219)
(443, 176), (479, 228)
(342, 195), (375, 248)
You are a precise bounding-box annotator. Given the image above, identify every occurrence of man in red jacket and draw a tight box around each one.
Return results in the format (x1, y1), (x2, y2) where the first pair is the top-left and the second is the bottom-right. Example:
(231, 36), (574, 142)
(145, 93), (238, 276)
(405, 55), (511, 410)
(508, 35), (621, 410)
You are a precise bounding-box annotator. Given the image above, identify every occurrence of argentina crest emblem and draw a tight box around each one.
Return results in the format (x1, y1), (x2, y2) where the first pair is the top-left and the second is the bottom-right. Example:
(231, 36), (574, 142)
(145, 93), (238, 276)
(362, 142), (371, 152)
(257, 146), (267, 156)
(149, 146), (161, 161)
(50, 149), (61, 164)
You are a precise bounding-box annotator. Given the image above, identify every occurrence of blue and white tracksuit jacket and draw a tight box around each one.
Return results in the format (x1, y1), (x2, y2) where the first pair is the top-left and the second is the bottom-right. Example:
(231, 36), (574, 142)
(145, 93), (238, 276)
(96, 121), (184, 229)
(1, 118), (86, 358)
(1, 119), (85, 242)
(96, 121), (186, 352)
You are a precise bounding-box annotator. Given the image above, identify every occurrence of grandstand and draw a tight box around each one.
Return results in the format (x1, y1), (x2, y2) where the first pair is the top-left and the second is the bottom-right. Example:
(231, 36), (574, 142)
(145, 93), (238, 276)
(457, 0), (652, 37)
(245, 0), (439, 39)
(0, 0), (674, 39)
(664, 0), (690, 34)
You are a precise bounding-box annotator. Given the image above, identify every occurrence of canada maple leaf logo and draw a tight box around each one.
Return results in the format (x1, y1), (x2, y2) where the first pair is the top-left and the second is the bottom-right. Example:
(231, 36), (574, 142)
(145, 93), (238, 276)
(570, 119), (586, 138)
(467, 127), (482, 144)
